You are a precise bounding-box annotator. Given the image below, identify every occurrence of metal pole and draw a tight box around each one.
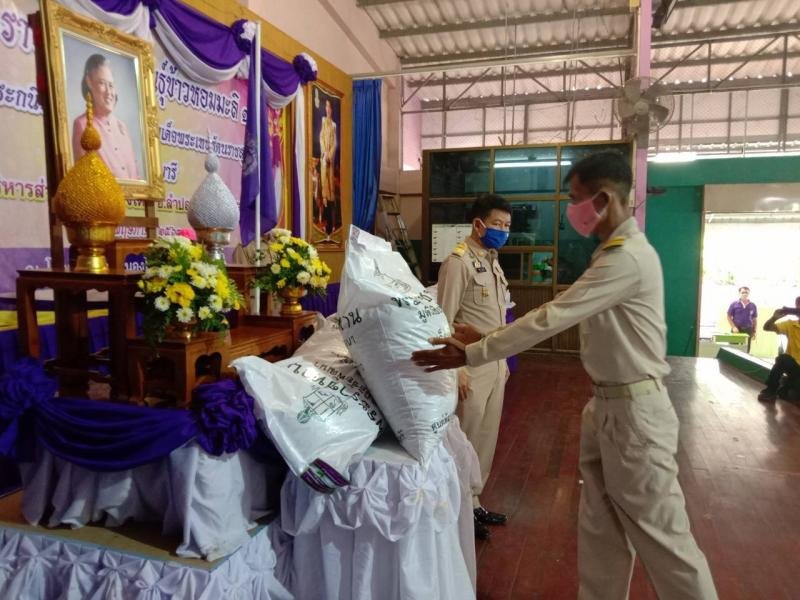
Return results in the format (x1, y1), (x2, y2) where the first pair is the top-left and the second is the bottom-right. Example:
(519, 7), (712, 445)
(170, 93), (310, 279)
(252, 21), (263, 315)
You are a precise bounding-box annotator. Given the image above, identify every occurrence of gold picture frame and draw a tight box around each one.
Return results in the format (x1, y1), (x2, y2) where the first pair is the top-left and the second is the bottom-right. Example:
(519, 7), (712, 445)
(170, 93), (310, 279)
(41, 0), (163, 201)
(307, 81), (343, 249)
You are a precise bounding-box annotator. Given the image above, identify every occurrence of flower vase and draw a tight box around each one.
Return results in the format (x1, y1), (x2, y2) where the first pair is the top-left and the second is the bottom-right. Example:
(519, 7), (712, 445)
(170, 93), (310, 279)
(279, 287), (306, 316)
(166, 320), (196, 341)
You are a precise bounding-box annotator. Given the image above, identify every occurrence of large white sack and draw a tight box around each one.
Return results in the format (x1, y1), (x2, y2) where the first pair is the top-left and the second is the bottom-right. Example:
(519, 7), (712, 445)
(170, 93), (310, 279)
(337, 226), (457, 464)
(232, 348), (381, 493)
(293, 314), (385, 431)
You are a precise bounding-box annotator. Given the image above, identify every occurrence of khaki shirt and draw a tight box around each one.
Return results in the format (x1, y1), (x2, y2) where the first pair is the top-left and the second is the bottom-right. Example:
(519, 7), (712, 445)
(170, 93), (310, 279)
(437, 236), (509, 335)
(465, 217), (670, 384)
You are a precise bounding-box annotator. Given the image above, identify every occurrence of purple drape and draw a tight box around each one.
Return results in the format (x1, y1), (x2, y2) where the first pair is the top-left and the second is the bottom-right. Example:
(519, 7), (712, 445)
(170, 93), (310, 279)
(0, 360), (269, 471)
(155, 0), (245, 70)
(90, 0), (140, 13)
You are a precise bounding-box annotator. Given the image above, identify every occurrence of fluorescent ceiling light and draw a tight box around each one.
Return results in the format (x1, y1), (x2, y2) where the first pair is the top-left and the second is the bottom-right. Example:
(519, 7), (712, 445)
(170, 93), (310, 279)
(494, 160), (569, 168)
(648, 152), (697, 163)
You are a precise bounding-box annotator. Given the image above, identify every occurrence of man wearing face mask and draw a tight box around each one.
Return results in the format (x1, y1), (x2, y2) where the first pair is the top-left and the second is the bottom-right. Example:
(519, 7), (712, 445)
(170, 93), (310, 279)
(414, 152), (718, 599)
(436, 193), (512, 540)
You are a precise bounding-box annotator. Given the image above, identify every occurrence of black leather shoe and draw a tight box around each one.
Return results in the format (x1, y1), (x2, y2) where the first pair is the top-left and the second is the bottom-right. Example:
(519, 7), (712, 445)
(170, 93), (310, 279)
(474, 517), (491, 540)
(758, 388), (777, 402)
(474, 507), (508, 525)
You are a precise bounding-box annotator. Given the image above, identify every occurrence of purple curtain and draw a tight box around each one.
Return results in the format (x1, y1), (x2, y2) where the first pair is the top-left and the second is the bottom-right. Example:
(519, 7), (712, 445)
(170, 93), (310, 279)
(154, 0), (246, 70)
(0, 360), (270, 471)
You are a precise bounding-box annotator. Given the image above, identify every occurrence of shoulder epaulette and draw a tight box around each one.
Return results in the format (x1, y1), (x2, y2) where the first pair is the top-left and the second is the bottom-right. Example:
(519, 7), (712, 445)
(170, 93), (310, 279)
(601, 236), (626, 251)
(451, 242), (467, 257)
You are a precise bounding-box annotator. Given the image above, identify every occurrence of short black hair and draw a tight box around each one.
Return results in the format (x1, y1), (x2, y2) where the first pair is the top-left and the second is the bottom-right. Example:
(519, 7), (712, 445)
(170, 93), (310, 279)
(468, 193), (511, 222)
(563, 150), (633, 198)
(739, 286), (750, 293)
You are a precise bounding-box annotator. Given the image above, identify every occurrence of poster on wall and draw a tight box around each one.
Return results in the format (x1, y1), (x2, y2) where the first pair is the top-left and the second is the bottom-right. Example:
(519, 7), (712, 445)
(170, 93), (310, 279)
(0, 0), (249, 294)
(308, 82), (343, 248)
(269, 105), (291, 229)
(42, 0), (163, 200)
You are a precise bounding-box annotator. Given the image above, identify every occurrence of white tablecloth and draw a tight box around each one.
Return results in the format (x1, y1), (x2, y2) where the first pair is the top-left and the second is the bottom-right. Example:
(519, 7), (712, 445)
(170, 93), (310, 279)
(280, 420), (480, 600)
(0, 523), (292, 600)
(19, 441), (283, 561)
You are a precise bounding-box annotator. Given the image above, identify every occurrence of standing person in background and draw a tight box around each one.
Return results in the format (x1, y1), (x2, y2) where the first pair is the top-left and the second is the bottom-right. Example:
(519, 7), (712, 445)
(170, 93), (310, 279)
(437, 194), (512, 541)
(727, 286), (758, 352)
(72, 54), (140, 180)
(413, 151), (718, 600)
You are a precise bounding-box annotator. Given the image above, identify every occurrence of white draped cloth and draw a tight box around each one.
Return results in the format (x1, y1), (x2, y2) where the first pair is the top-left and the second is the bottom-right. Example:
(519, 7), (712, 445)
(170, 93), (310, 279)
(280, 420), (481, 600)
(19, 441), (282, 561)
(0, 523), (292, 600)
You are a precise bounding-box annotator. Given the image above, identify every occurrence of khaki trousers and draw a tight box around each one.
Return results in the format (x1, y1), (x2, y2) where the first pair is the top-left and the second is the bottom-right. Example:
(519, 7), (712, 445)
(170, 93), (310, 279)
(578, 380), (718, 600)
(457, 360), (506, 508)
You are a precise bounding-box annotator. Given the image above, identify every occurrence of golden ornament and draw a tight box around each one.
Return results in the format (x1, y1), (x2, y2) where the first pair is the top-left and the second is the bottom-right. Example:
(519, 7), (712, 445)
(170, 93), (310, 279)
(53, 93), (126, 272)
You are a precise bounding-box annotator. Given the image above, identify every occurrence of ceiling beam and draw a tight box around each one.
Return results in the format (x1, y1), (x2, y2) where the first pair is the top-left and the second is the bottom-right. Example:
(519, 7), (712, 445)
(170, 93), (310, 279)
(403, 49), (800, 90)
(409, 76), (797, 111)
(673, 0), (747, 9)
(352, 46), (636, 79)
(356, 0), (417, 6)
(400, 39), (632, 68)
(653, 23), (800, 48)
(397, 23), (800, 69)
(379, 7), (630, 39)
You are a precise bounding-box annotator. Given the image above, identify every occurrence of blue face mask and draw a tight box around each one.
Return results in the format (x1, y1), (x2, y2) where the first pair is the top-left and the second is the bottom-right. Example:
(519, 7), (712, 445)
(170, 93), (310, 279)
(480, 222), (509, 249)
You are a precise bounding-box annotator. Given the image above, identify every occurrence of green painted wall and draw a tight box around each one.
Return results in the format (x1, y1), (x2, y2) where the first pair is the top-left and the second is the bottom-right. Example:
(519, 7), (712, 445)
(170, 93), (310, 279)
(645, 155), (800, 357)
(645, 186), (703, 356)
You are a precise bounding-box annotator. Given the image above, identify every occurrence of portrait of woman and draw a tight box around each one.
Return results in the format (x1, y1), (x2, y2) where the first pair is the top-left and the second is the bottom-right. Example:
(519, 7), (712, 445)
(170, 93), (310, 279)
(71, 53), (140, 180)
(63, 32), (146, 182)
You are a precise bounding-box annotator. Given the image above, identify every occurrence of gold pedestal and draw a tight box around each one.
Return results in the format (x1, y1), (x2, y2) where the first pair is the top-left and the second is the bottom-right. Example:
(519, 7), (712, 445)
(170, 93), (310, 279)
(66, 223), (117, 273)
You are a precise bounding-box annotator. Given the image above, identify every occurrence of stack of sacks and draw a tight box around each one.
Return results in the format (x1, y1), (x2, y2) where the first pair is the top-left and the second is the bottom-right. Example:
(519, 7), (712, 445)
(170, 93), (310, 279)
(232, 316), (384, 493)
(338, 226), (457, 464)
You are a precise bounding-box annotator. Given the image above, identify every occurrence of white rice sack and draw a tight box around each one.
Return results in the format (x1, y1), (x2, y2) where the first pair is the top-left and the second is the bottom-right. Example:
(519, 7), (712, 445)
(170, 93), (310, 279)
(232, 351), (380, 493)
(337, 226), (457, 464)
(293, 314), (385, 431)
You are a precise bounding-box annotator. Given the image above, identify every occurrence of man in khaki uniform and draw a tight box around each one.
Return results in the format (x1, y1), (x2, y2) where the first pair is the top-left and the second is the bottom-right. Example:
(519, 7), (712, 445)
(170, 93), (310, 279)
(413, 151), (717, 599)
(437, 194), (512, 540)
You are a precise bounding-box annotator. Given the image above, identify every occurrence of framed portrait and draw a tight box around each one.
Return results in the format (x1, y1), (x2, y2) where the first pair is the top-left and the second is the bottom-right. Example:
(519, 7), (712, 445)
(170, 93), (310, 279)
(41, 0), (163, 201)
(307, 82), (343, 248)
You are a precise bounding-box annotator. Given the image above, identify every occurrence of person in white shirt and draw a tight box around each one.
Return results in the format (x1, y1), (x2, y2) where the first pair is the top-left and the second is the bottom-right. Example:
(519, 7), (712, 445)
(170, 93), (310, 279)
(412, 151), (718, 600)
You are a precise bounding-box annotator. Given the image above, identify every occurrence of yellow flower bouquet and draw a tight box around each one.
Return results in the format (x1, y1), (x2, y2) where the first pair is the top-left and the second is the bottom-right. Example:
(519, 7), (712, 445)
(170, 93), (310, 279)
(253, 228), (331, 298)
(138, 235), (243, 346)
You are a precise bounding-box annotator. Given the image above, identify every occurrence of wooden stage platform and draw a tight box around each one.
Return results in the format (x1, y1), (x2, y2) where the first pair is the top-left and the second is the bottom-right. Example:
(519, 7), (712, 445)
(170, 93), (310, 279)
(476, 354), (800, 600)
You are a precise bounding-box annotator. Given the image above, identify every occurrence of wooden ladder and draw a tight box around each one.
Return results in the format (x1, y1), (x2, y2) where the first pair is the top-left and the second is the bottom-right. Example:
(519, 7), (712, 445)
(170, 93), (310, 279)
(378, 193), (422, 281)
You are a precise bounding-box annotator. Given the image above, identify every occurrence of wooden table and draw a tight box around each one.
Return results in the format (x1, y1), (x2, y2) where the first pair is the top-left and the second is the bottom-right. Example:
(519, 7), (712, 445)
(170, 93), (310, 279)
(16, 269), (140, 399)
(243, 311), (319, 353)
(126, 325), (294, 407)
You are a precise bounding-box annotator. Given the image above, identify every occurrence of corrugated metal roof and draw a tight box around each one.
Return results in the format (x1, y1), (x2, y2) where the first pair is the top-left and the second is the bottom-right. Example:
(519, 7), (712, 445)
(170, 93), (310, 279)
(358, 0), (800, 156)
(359, 0), (800, 103)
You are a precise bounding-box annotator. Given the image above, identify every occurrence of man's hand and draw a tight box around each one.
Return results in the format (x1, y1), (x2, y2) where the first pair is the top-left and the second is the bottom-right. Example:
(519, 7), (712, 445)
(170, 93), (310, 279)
(731, 325), (739, 333)
(457, 369), (470, 402)
(452, 322), (483, 345)
(411, 336), (467, 372)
